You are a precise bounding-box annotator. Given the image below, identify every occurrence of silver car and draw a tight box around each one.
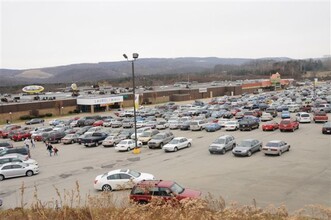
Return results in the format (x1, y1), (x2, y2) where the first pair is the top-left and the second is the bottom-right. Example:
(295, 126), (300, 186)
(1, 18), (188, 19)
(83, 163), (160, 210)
(232, 139), (262, 157)
(209, 135), (236, 154)
(262, 140), (290, 156)
(0, 154), (38, 166)
(0, 162), (39, 181)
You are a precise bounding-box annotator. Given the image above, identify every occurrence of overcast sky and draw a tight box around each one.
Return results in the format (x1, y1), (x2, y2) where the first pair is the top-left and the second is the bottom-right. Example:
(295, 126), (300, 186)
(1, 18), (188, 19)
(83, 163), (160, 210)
(1, 0), (330, 69)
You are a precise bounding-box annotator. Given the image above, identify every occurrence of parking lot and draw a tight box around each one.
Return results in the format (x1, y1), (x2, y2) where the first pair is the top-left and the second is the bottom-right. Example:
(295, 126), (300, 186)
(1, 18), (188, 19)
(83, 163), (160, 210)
(1, 111), (330, 212)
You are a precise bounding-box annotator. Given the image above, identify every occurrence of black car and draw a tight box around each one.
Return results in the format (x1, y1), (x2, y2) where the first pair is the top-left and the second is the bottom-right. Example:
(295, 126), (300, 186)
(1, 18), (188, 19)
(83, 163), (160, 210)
(0, 141), (13, 149)
(25, 118), (44, 125)
(46, 131), (66, 144)
(322, 122), (331, 134)
(0, 147), (29, 157)
(239, 119), (259, 131)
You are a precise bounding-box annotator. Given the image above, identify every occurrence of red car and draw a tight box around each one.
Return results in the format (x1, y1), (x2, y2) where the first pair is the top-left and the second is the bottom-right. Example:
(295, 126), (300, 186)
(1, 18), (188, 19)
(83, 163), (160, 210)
(279, 119), (299, 132)
(130, 180), (201, 204)
(313, 112), (328, 123)
(12, 131), (32, 141)
(262, 121), (279, 131)
(0, 125), (21, 138)
(92, 120), (104, 127)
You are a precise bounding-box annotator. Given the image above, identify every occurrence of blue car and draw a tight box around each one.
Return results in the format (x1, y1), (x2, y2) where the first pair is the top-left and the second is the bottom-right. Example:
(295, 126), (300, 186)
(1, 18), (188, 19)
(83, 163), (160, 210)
(205, 123), (221, 132)
(281, 111), (291, 119)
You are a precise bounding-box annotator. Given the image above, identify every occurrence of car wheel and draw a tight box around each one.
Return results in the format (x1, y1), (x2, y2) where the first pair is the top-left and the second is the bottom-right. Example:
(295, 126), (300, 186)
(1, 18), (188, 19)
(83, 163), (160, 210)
(127, 147), (131, 151)
(259, 145), (262, 151)
(71, 140), (74, 144)
(160, 143), (164, 148)
(96, 142), (99, 146)
(0, 175), (4, 181)
(187, 143), (191, 148)
(174, 147), (178, 152)
(26, 170), (33, 177)
(247, 151), (252, 157)
(278, 150), (282, 156)
(221, 148), (226, 154)
(292, 128), (295, 132)
(102, 184), (112, 191)
(138, 200), (148, 205)
(287, 146), (290, 151)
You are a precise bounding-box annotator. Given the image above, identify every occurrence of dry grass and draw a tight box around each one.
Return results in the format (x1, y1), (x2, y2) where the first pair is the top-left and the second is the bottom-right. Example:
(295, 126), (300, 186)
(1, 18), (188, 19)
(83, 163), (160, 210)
(0, 182), (330, 220)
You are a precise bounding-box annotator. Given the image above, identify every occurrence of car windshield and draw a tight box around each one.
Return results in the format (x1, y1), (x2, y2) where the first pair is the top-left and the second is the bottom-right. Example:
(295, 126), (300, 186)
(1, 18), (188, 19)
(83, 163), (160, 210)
(240, 141), (252, 147)
(170, 182), (185, 194)
(140, 132), (151, 137)
(301, 114), (309, 117)
(153, 134), (164, 140)
(266, 142), (280, 147)
(213, 139), (225, 144)
(169, 139), (179, 144)
(128, 170), (141, 178)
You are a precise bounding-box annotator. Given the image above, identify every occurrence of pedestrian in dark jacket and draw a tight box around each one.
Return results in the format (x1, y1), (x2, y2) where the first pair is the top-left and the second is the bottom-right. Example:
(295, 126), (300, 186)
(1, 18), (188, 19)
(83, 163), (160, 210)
(47, 143), (53, 157)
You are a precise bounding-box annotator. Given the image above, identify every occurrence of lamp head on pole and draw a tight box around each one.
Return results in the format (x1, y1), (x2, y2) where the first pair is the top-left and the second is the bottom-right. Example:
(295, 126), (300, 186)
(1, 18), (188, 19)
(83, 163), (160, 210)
(133, 53), (139, 59)
(123, 54), (128, 59)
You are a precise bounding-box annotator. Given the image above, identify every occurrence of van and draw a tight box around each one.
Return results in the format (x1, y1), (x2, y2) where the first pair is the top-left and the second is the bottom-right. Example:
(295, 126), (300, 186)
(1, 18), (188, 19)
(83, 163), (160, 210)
(190, 120), (207, 131)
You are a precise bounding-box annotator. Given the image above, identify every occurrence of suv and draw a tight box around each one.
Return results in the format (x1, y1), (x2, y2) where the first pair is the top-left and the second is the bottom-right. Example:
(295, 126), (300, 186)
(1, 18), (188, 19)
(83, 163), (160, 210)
(209, 135), (236, 154)
(130, 180), (201, 204)
(138, 130), (159, 145)
(295, 112), (311, 123)
(0, 147), (30, 157)
(190, 120), (207, 131)
(46, 131), (66, 144)
(147, 131), (174, 149)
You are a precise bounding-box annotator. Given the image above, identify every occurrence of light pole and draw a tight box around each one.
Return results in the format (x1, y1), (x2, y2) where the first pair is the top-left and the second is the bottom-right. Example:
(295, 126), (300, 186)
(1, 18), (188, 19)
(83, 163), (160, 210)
(123, 53), (139, 149)
(9, 112), (12, 124)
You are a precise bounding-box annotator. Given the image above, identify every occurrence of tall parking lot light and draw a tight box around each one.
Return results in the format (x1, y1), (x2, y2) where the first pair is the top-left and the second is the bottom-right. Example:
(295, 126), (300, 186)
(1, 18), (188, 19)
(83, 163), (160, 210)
(123, 53), (139, 149)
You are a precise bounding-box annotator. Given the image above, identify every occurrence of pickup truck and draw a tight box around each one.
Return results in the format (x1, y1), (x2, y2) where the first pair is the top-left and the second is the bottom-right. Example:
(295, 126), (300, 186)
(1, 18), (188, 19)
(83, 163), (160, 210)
(81, 132), (108, 147)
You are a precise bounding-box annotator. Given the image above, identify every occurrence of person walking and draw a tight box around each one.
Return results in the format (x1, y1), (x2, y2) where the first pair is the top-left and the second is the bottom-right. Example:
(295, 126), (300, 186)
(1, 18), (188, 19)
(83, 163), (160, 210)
(24, 138), (30, 149)
(30, 138), (36, 148)
(53, 146), (59, 156)
(47, 143), (53, 157)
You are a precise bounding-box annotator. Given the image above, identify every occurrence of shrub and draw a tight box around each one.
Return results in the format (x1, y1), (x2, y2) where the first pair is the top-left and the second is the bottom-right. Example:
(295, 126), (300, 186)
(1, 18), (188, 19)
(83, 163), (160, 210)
(19, 115), (32, 120)
(45, 113), (53, 117)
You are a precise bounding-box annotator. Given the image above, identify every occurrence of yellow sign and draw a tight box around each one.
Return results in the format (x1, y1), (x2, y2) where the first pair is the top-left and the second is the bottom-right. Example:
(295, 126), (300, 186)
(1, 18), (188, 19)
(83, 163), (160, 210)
(135, 94), (139, 109)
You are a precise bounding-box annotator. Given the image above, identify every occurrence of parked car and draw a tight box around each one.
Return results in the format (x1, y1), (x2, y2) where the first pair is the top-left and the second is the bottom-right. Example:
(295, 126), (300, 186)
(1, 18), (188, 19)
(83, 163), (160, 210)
(115, 139), (142, 152)
(130, 180), (201, 204)
(46, 131), (66, 144)
(0, 141), (13, 149)
(239, 118), (259, 131)
(147, 131), (174, 149)
(0, 125), (21, 138)
(190, 120), (207, 131)
(130, 127), (152, 140)
(11, 130), (32, 142)
(322, 122), (331, 134)
(209, 135), (236, 154)
(0, 147), (30, 157)
(281, 111), (291, 119)
(0, 162), (39, 181)
(279, 119), (299, 132)
(260, 113), (273, 122)
(61, 134), (79, 144)
(262, 140), (290, 156)
(25, 118), (44, 125)
(296, 112), (311, 123)
(223, 121), (239, 131)
(163, 137), (192, 152)
(262, 121), (279, 131)
(92, 120), (104, 127)
(0, 154), (38, 166)
(138, 130), (159, 145)
(205, 123), (221, 132)
(313, 112), (328, 123)
(179, 121), (191, 130)
(156, 121), (169, 130)
(94, 169), (155, 191)
(102, 136), (122, 147)
(232, 139), (262, 157)
(265, 108), (278, 117)
(81, 132), (108, 147)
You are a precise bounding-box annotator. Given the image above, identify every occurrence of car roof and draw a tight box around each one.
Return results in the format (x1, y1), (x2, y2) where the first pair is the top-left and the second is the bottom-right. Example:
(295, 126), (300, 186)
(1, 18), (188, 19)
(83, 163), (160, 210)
(107, 169), (129, 175)
(267, 140), (282, 143)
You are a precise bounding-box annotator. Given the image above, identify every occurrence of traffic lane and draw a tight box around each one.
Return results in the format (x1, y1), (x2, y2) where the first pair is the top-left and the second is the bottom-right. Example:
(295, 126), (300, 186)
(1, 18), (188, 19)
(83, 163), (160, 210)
(1, 122), (331, 211)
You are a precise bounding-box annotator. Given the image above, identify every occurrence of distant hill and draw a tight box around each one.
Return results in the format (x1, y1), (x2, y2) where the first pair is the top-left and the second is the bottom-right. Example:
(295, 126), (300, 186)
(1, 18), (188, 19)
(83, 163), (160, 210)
(0, 57), (294, 87)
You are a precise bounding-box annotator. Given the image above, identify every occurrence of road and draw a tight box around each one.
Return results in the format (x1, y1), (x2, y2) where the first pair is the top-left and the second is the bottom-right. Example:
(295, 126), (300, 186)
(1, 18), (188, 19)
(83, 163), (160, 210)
(0, 114), (330, 212)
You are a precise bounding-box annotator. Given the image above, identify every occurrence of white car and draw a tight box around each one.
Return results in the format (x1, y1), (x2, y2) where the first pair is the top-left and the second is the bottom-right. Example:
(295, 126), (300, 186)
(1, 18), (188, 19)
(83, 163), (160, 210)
(115, 139), (142, 152)
(224, 121), (239, 131)
(296, 112), (311, 123)
(93, 169), (155, 191)
(0, 153), (38, 166)
(156, 121), (169, 130)
(260, 113), (273, 122)
(130, 127), (152, 139)
(163, 137), (192, 152)
(217, 118), (230, 127)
